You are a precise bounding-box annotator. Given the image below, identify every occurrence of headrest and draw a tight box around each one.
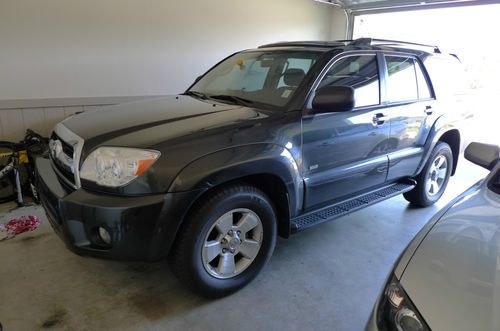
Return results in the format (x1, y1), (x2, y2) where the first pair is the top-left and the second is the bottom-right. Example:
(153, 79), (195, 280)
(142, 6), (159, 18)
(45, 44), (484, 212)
(283, 68), (306, 87)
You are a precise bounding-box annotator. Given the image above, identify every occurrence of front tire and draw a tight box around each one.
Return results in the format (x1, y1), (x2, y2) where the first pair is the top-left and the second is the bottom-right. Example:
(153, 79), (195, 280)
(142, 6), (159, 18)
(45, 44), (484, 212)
(404, 142), (453, 207)
(170, 184), (277, 298)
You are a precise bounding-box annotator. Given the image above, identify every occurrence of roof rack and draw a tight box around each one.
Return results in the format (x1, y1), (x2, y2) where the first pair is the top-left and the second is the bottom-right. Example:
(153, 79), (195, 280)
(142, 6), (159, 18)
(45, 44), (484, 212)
(258, 41), (346, 49)
(351, 38), (441, 54)
(257, 38), (442, 54)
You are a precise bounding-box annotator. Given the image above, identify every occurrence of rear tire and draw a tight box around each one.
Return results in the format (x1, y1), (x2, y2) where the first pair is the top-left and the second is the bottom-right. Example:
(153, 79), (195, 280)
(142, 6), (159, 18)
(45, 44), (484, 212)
(170, 184), (277, 298)
(404, 142), (453, 207)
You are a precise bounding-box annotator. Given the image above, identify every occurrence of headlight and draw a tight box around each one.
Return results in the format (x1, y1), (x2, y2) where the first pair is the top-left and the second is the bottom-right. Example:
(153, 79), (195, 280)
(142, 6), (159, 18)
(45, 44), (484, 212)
(378, 275), (429, 331)
(80, 147), (160, 187)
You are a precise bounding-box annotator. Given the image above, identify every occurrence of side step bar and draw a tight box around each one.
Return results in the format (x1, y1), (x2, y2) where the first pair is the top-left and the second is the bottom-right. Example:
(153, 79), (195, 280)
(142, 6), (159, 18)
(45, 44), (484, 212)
(290, 181), (416, 234)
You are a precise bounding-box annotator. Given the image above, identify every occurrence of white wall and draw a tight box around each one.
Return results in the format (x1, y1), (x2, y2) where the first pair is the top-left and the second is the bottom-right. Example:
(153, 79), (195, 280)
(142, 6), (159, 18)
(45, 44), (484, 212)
(0, 0), (345, 140)
(0, 0), (339, 100)
(330, 7), (349, 40)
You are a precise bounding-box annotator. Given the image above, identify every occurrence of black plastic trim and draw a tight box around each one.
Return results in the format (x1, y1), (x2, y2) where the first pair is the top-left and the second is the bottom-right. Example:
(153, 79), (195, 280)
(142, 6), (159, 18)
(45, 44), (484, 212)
(291, 180), (416, 233)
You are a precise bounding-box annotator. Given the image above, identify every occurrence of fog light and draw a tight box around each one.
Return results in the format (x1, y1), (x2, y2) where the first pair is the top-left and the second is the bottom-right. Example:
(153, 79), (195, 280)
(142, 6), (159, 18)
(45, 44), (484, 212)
(395, 307), (424, 331)
(98, 227), (111, 245)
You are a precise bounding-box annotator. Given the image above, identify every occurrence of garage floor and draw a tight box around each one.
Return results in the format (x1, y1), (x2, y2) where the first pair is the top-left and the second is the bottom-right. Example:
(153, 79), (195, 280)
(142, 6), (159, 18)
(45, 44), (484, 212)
(0, 156), (488, 331)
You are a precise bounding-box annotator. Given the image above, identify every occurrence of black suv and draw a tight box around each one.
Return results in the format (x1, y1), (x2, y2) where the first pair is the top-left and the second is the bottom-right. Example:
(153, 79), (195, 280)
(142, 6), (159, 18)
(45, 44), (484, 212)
(37, 38), (467, 297)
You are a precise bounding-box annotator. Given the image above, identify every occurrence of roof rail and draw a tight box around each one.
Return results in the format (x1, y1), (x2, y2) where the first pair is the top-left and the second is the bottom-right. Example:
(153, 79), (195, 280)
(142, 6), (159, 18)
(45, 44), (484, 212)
(258, 41), (346, 48)
(351, 38), (441, 54)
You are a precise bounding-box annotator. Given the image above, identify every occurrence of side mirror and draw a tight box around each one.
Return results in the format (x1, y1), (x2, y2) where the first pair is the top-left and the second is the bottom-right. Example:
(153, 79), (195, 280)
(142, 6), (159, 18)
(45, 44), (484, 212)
(465, 142), (500, 170)
(312, 86), (355, 113)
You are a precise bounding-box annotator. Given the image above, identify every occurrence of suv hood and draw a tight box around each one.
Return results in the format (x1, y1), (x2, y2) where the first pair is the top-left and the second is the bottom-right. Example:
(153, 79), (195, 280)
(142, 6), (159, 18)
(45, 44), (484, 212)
(62, 95), (240, 141)
(398, 165), (500, 331)
(57, 94), (294, 195)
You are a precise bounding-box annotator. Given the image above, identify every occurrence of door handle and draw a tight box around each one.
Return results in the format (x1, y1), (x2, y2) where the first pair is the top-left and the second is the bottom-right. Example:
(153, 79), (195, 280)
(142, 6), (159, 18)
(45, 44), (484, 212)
(372, 113), (389, 126)
(425, 105), (433, 115)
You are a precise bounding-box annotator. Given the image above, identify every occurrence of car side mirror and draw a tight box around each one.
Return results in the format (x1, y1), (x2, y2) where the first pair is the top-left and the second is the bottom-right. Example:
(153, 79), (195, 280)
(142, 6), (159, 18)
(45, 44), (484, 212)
(465, 142), (500, 170)
(312, 86), (355, 113)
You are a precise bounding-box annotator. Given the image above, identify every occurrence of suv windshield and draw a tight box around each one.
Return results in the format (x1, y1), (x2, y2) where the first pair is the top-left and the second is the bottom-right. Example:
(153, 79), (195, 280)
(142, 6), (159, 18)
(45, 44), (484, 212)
(188, 51), (322, 108)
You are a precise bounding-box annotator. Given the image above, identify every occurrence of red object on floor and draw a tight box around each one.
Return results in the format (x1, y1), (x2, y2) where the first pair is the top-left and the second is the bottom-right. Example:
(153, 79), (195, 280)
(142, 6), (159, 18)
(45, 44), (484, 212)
(0, 215), (41, 240)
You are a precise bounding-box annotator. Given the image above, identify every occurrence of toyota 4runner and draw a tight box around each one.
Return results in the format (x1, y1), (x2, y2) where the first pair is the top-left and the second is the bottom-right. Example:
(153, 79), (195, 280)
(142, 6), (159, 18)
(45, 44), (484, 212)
(37, 38), (469, 297)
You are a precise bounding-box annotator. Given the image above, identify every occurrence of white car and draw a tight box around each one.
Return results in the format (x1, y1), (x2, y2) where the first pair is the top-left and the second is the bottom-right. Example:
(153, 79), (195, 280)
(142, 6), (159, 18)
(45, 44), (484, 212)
(366, 142), (500, 331)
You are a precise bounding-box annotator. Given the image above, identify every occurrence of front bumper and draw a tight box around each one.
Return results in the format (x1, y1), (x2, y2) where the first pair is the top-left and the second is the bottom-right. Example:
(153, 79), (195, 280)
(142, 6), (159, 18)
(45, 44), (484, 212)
(36, 157), (202, 261)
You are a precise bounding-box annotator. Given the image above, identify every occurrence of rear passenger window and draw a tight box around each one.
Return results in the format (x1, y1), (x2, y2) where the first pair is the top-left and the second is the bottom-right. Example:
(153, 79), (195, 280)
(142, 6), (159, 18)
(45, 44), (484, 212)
(317, 55), (380, 108)
(385, 56), (418, 102)
(423, 56), (468, 98)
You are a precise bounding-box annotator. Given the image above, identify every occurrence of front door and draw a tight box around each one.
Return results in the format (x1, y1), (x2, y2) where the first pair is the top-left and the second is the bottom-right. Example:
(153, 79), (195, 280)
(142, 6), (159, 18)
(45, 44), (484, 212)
(302, 53), (390, 209)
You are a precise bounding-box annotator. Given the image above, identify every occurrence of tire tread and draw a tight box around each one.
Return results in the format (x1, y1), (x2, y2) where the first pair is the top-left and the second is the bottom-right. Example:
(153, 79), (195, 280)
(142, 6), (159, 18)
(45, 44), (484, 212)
(404, 142), (453, 207)
(169, 183), (275, 297)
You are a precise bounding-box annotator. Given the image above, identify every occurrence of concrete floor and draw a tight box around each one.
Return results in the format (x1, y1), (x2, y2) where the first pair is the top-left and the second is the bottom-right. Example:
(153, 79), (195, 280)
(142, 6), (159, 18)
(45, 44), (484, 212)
(0, 156), (490, 331)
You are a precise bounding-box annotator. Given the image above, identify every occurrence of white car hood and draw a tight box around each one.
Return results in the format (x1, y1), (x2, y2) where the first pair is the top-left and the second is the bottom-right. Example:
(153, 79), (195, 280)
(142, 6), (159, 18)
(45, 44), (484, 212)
(400, 165), (500, 331)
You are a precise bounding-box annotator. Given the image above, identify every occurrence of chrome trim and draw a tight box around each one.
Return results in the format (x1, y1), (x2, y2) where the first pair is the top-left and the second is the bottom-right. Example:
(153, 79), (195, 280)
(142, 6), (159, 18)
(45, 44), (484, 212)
(388, 147), (424, 160)
(52, 123), (84, 188)
(49, 139), (73, 171)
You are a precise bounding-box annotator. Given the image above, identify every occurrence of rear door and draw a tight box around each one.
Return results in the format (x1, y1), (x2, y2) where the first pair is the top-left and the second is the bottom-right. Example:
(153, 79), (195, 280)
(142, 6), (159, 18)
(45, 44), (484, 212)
(301, 53), (390, 209)
(382, 54), (436, 181)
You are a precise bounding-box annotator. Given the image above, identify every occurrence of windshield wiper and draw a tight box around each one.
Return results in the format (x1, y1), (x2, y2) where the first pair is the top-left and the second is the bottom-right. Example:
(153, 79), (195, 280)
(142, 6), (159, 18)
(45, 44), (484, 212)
(209, 95), (254, 107)
(183, 90), (209, 100)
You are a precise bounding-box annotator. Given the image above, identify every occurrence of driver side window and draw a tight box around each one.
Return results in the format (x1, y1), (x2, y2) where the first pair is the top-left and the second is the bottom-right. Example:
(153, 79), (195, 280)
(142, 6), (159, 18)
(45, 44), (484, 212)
(317, 55), (380, 108)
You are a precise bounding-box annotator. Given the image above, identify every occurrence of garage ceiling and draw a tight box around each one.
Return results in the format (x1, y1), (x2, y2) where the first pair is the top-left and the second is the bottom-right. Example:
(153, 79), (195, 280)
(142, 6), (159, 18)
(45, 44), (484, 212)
(328, 0), (489, 12)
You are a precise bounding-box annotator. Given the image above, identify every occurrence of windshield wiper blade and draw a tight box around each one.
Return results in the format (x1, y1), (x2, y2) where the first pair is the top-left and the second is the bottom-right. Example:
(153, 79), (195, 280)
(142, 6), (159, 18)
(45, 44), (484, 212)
(209, 95), (254, 106)
(183, 91), (208, 100)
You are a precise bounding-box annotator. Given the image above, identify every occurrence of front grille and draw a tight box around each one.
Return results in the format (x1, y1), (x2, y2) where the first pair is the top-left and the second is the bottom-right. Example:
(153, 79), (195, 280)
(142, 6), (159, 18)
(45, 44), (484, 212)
(60, 139), (74, 158)
(50, 132), (76, 188)
(49, 123), (84, 189)
(53, 159), (75, 186)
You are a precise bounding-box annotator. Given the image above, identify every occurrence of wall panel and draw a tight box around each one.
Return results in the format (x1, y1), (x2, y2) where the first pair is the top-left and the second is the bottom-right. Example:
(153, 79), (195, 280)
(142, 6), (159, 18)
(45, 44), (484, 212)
(0, 109), (24, 141)
(0, 0), (343, 141)
(0, 104), (107, 141)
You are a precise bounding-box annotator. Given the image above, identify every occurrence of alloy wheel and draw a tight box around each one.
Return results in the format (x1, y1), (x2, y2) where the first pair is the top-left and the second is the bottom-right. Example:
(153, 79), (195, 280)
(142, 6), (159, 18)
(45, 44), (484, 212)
(426, 155), (448, 196)
(202, 208), (263, 279)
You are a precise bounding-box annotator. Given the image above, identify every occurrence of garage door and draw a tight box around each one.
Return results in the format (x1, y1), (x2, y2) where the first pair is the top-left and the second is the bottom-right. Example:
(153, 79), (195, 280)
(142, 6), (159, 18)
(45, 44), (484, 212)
(331, 0), (491, 12)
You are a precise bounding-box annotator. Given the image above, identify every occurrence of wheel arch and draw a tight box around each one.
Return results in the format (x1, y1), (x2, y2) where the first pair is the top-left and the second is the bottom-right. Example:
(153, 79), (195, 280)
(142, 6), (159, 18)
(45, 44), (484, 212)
(166, 144), (303, 250)
(416, 119), (462, 177)
(437, 129), (460, 175)
(179, 174), (292, 240)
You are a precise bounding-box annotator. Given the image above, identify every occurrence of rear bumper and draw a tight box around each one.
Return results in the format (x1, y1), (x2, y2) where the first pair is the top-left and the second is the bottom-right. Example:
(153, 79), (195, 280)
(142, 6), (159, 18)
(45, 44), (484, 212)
(36, 157), (202, 261)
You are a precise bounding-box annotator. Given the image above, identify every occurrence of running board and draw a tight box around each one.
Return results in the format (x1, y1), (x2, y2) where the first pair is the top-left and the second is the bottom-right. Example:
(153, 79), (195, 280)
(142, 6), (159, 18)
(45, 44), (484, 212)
(291, 181), (416, 234)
